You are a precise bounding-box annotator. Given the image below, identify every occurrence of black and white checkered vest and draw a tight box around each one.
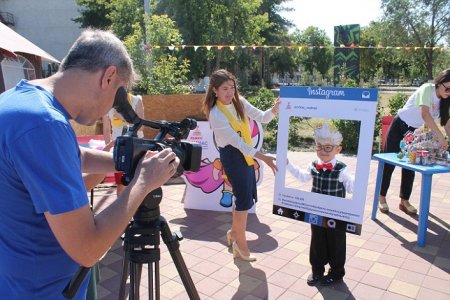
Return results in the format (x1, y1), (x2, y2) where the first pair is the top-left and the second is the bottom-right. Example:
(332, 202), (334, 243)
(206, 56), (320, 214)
(310, 160), (346, 198)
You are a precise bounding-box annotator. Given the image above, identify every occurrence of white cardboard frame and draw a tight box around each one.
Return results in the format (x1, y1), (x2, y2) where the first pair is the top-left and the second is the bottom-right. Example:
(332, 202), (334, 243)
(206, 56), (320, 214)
(273, 86), (378, 234)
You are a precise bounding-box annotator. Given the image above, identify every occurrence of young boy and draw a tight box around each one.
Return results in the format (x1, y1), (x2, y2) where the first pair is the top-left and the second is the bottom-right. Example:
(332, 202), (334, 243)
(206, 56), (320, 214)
(287, 122), (354, 286)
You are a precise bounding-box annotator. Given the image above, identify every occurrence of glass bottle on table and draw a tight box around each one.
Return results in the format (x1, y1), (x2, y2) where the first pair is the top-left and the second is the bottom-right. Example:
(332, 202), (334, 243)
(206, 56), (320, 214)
(399, 140), (407, 160)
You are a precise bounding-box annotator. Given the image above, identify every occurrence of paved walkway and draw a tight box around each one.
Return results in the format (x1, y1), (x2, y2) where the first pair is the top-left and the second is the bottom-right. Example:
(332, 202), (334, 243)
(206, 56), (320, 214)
(92, 151), (450, 300)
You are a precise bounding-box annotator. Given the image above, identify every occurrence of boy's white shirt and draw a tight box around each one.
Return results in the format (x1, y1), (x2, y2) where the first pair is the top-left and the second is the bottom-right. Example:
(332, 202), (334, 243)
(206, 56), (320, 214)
(286, 158), (355, 193)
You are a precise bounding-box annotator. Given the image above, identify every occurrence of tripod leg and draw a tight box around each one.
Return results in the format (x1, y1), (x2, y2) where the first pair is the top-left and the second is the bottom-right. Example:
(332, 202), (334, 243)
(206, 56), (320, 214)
(130, 263), (141, 300)
(159, 217), (200, 300)
(119, 247), (130, 300)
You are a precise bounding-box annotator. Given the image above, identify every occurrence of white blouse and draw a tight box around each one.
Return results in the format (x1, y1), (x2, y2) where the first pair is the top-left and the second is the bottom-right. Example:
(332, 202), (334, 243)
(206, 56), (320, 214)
(209, 97), (275, 157)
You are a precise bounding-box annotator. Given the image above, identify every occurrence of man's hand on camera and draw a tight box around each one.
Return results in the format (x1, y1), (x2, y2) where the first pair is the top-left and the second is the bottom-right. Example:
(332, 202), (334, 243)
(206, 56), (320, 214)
(132, 148), (180, 194)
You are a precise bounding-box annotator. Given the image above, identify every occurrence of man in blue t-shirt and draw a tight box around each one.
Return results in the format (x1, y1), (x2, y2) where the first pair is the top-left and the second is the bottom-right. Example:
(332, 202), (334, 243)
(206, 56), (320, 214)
(0, 29), (180, 299)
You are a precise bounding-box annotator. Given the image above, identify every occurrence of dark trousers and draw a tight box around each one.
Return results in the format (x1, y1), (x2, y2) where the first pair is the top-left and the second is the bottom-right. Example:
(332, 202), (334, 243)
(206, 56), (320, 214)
(310, 225), (346, 278)
(380, 116), (416, 200)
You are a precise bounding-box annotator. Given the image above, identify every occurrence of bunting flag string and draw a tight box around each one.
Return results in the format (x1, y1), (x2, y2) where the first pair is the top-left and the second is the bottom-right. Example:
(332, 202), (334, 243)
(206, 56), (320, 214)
(143, 44), (449, 52)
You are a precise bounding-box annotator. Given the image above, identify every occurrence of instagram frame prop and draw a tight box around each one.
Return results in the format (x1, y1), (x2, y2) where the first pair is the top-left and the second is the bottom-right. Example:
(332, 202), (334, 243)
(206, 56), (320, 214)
(273, 86), (378, 235)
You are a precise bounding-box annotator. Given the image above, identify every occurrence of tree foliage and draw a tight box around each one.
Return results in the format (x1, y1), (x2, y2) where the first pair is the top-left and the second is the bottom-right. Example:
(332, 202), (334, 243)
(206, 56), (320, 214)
(294, 27), (333, 79)
(381, 0), (450, 79)
(124, 15), (191, 94)
(108, 0), (145, 40)
(74, 0), (111, 29)
(73, 0), (448, 89)
(154, 0), (292, 85)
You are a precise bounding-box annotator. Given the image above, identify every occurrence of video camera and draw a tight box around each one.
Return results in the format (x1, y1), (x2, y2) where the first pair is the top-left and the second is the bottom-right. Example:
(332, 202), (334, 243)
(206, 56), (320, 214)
(112, 87), (202, 185)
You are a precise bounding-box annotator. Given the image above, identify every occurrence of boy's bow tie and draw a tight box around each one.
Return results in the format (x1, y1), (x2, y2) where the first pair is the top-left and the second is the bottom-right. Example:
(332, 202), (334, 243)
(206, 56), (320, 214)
(316, 162), (333, 170)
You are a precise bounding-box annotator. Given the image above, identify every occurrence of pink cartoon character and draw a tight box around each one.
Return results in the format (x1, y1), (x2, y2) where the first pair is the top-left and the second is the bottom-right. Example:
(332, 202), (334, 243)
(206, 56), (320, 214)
(184, 119), (262, 207)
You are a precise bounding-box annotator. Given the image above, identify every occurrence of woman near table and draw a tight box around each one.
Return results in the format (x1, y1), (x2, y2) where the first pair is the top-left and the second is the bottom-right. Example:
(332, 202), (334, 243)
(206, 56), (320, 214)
(202, 69), (279, 261)
(379, 69), (450, 215)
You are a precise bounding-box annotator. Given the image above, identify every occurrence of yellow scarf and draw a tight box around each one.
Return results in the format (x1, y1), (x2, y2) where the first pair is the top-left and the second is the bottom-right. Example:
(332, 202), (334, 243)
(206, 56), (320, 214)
(216, 101), (254, 166)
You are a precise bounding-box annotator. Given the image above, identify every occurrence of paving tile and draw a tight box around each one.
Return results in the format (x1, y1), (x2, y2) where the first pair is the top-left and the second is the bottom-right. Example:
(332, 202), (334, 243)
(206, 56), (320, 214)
(377, 253), (405, 268)
(394, 269), (425, 285)
(352, 282), (385, 300)
(92, 152), (450, 299)
(361, 272), (392, 290)
(370, 262), (399, 278)
(347, 256), (375, 271)
(381, 291), (415, 300)
(312, 286), (350, 300)
(388, 279), (420, 298)
(427, 265), (450, 281)
(228, 274), (263, 293)
(194, 276), (226, 297)
(421, 275), (450, 294)
(400, 259), (431, 274)
(267, 270), (298, 289)
(416, 287), (450, 300)
(433, 256), (450, 269)
(354, 248), (382, 261)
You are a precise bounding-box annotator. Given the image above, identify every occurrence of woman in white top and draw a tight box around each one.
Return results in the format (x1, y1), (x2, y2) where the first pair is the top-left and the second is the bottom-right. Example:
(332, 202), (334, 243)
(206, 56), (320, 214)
(102, 93), (144, 144)
(202, 69), (280, 261)
(379, 69), (450, 215)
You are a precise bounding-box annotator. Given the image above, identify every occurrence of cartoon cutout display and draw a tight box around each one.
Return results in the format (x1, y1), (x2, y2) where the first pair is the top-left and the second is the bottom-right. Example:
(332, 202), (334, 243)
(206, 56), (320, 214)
(184, 119), (263, 207)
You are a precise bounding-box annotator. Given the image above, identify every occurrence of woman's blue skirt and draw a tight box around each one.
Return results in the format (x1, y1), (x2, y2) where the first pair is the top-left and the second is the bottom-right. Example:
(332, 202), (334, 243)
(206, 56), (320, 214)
(219, 145), (257, 211)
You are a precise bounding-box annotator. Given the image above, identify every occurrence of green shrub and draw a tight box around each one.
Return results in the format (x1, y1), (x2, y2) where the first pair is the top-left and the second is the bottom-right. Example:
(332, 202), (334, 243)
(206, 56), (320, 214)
(247, 88), (278, 151)
(374, 98), (384, 152)
(387, 93), (408, 115)
(332, 119), (360, 153)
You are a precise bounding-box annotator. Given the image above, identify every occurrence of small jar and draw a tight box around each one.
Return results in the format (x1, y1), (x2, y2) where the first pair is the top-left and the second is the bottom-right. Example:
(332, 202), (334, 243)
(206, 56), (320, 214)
(409, 151), (417, 163)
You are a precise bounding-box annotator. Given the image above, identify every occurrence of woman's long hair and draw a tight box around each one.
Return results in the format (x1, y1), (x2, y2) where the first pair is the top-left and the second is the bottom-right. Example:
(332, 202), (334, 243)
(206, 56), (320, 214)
(202, 69), (245, 121)
(435, 69), (450, 126)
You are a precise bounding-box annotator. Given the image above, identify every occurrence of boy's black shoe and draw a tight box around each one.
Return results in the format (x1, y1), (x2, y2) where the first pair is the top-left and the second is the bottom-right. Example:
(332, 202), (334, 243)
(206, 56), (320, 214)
(306, 273), (323, 286)
(320, 274), (343, 286)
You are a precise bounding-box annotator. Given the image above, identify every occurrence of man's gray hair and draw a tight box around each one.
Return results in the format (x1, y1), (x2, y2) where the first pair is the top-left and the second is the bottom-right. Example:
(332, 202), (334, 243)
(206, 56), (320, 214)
(59, 29), (134, 84)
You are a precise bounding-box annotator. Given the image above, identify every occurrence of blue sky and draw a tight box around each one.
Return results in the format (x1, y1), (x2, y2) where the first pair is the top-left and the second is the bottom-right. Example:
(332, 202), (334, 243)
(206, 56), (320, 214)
(279, 0), (384, 40)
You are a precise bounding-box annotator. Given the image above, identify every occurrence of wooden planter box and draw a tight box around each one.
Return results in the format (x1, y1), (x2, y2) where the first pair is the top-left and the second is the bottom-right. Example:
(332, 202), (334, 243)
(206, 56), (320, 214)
(72, 94), (206, 138)
(142, 94), (206, 138)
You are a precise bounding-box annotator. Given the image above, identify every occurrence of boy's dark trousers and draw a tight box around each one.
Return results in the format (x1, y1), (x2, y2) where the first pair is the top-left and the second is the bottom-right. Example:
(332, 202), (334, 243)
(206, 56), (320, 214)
(310, 224), (346, 278)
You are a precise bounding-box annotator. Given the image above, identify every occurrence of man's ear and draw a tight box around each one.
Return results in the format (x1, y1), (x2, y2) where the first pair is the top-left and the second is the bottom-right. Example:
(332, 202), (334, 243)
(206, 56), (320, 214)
(336, 145), (343, 154)
(101, 66), (117, 89)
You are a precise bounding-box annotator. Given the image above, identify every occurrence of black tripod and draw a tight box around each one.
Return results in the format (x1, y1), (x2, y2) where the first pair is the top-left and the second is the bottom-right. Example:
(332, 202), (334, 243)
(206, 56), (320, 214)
(118, 187), (199, 300)
(63, 187), (199, 300)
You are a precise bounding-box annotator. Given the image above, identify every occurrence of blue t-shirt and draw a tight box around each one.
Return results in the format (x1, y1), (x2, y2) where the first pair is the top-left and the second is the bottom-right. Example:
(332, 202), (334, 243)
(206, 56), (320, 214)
(0, 80), (90, 299)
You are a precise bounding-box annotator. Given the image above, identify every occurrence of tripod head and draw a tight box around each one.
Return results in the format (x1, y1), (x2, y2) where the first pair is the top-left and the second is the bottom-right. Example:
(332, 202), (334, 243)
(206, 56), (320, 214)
(132, 187), (162, 226)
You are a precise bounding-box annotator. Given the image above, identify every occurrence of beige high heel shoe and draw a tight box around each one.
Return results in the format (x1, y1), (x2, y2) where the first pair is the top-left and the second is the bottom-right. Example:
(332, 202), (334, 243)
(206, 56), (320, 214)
(226, 230), (233, 247)
(232, 242), (256, 262)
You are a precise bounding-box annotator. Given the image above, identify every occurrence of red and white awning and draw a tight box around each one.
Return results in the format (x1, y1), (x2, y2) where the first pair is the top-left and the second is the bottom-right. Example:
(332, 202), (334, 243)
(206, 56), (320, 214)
(0, 22), (59, 63)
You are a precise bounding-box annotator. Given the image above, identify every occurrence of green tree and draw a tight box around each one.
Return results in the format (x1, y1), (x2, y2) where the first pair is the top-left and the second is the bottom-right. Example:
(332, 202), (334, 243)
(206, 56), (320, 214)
(381, 0), (450, 79)
(125, 15), (191, 94)
(108, 0), (145, 40)
(154, 0), (292, 85)
(361, 20), (432, 84)
(294, 27), (333, 81)
(74, 0), (111, 29)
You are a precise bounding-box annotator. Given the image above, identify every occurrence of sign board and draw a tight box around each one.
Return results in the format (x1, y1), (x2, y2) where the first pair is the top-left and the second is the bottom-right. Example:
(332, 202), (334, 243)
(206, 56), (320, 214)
(182, 120), (264, 212)
(273, 86), (378, 234)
